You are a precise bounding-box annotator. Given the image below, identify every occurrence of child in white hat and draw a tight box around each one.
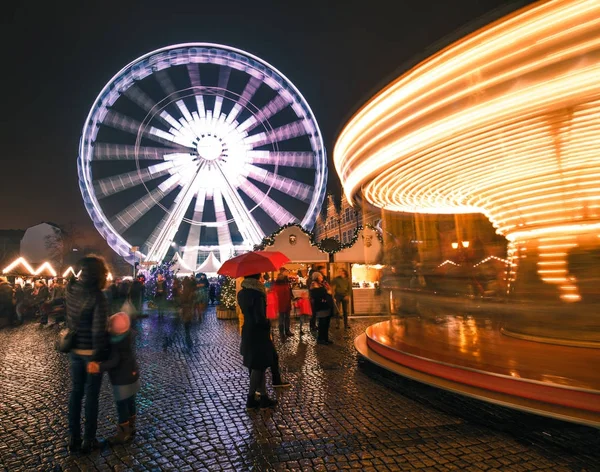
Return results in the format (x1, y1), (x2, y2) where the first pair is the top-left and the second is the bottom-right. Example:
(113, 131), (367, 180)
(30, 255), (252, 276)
(88, 312), (140, 444)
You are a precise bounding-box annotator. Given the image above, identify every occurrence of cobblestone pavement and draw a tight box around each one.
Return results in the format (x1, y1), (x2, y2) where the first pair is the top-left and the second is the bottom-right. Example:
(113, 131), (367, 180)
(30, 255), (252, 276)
(0, 309), (598, 471)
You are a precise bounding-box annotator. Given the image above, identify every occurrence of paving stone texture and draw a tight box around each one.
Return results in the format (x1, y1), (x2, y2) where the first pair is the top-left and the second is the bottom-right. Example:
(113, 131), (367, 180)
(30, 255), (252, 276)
(0, 309), (598, 471)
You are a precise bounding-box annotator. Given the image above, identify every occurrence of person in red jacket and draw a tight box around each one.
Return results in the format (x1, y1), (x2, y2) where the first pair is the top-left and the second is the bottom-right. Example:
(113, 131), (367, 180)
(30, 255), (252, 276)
(272, 269), (293, 338)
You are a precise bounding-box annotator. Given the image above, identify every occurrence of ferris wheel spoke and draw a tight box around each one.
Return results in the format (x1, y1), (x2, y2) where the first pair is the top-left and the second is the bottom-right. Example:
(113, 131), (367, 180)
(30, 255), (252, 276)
(144, 165), (205, 262)
(212, 188), (234, 261)
(182, 188), (207, 271)
(213, 66), (232, 118)
(237, 177), (298, 227)
(244, 120), (308, 148)
(92, 143), (185, 161)
(245, 164), (313, 202)
(123, 85), (176, 129)
(214, 162), (265, 244)
(237, 94), (290, 133)
(110, 175), (181, 233)
(226, 76), (262, 124)
(154, 69), (193, 122)
(247, 151), (315, 168)
(103, 110), (188, 148)
(93, 164), (173, 198)
(186, 64), (206, 117)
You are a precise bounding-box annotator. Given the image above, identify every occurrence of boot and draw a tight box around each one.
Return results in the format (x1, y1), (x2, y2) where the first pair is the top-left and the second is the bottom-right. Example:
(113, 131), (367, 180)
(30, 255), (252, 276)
(246, 394), (260, 409)
(128, 415), (136, 437)
(259, 395), (277, 409)
(67, 434), (81, 454)
(81, 437), (100, 454)
(108, 421), (132, 445)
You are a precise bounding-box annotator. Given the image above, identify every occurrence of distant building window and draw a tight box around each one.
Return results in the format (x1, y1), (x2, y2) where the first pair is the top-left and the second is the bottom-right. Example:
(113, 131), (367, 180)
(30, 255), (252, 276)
(343, 232), (347, 243)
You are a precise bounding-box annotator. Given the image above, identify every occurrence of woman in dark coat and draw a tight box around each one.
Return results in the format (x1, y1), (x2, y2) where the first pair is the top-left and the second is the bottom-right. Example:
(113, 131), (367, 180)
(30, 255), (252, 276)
(310, 272), (334, 345)
(66, 256), (110, 453)
(237, 274), (277, 409)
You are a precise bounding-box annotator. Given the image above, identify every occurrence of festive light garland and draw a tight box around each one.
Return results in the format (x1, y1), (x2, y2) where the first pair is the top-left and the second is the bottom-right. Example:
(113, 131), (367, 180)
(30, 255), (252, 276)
(253, 222), (383, 254)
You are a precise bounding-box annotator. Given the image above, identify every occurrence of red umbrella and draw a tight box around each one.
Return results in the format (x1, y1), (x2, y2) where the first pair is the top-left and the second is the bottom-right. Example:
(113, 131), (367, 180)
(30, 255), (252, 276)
(218, 251), (290, 278)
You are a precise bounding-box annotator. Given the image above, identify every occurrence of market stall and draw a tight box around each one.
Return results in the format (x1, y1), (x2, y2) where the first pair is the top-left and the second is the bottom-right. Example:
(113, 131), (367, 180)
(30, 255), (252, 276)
(333, 226), (388, 315)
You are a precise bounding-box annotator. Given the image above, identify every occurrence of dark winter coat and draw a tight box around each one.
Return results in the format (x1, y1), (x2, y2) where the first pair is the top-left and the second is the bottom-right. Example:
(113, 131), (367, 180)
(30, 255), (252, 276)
(66, 281), (109, 360)
(238, 280), (274, 370)
(99, 332), (139, 386)
(310, 283), (334, 317)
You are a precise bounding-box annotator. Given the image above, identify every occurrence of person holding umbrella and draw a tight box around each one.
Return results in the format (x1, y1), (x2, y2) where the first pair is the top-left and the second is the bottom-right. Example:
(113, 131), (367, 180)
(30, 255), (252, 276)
(219, 251), (291, 409)
(237, 273), (277, 409)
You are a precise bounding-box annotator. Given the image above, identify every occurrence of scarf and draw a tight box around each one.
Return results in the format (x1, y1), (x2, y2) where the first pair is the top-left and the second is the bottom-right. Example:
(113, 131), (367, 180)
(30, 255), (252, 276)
(241, 278), (266, 295)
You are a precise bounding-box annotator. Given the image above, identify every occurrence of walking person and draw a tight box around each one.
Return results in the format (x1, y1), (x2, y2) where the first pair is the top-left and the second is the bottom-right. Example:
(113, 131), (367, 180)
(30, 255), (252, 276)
(332, 268), (351, 329)
(237, 273), (277, 409)
(154, 274), (166, 318)
(310, 272), (334, 345)
(87, 312), (140, 445)
(65, 256), (110, 454)
(180, 277), (196, 340)
(272, 269), (293, 338)
(310, 266), (330, 331)
(194, 273), (209, 320)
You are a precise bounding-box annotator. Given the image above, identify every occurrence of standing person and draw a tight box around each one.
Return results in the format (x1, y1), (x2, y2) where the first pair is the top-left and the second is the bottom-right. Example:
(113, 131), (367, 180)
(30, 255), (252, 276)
(208, 282), (216, 305)
(65, 255), (110, 454)
(129, 276), (144, 315)
(0, 277), (13, 326)
(35, 280), (50, 324)
(154, 274), (166, 318)
(310, 265), (330, 331)
(194, 273), (209, 320)
(237, 274), (277, 409)
(272, 269), (293, 338)
(87, 312), (139, 445)
(310, 272), (334, 345)
(180, 277), (196, 338)
(332, 268), (351, 329)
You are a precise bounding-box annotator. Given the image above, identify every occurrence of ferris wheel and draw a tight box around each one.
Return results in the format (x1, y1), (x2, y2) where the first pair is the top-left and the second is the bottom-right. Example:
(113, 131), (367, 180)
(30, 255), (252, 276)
(78, 43), (327, 266)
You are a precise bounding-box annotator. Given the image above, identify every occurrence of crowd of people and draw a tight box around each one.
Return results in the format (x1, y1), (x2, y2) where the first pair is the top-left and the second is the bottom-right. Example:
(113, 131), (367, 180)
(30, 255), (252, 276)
(0, 276), (68, 326)
(1, 254), (356, 452)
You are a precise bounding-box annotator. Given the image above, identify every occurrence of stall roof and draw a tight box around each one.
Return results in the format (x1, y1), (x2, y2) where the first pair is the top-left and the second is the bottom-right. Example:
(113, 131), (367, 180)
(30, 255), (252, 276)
(334, 227), (383, 264)
(262, 226), (329, 263)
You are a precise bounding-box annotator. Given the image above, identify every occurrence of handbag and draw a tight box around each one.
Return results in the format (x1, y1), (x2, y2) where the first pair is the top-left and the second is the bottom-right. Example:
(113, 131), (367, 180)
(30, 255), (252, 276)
(316, 309), (330, 319)
(56, 327), (76, 353)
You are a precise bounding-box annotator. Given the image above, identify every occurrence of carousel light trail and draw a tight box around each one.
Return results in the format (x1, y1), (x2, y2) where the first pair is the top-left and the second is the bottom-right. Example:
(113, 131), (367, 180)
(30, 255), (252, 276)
(334, 0), (600, 302)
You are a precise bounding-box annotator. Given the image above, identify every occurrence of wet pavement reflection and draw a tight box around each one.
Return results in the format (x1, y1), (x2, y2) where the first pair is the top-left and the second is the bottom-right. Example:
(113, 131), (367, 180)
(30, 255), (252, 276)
(0, 308), (598, 471)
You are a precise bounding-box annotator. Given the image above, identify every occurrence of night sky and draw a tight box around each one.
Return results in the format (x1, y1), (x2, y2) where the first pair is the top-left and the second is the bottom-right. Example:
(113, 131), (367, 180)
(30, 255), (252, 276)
(3, 0), (534, 239)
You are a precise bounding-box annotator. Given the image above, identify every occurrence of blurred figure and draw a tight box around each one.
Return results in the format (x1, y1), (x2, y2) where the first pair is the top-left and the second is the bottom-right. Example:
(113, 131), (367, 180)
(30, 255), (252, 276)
(310, 272), (334, 345)
(129, 276), (145, 315)
(34, 280), (50, 324)
(0, 276), (14, 327)
(310, 265), (330, 331)
(208, 282), (216, 305)
(194, 273), (209, 320)
(332, 268), (351, 329)
(155, 274), (166, 318)
(180, 277), (196, 339)
(272, 269), (293, 338)
(87, 312), (139, 445)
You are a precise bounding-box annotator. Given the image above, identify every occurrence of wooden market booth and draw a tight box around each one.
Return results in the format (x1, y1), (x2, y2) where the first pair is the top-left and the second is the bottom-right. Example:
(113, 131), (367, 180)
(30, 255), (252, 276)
(333, 226), (389, 315)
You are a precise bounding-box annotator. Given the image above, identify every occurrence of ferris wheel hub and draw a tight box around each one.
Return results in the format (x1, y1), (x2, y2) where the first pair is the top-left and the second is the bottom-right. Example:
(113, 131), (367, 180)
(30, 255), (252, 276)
(196, 135), (223, 161)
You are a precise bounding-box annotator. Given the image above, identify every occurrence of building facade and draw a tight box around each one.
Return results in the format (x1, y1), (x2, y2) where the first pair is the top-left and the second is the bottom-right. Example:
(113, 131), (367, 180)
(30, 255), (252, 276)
(314, 194), (381, 244)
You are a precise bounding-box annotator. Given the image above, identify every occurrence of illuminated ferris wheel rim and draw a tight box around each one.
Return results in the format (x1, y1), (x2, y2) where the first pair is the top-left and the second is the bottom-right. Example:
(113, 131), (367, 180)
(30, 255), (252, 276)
(78, 42), (327, 265)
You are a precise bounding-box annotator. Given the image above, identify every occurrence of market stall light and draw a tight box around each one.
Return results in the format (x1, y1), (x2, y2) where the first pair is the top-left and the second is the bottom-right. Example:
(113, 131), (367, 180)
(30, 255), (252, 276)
(34, 262), (57, 277)
(3, 257), (36, 275)
(334, 0), (600, 302)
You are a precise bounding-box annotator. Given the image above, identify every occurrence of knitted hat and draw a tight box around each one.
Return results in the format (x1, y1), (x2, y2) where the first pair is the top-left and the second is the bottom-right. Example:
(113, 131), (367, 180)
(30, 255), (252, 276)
(109, 312), (131, 335)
